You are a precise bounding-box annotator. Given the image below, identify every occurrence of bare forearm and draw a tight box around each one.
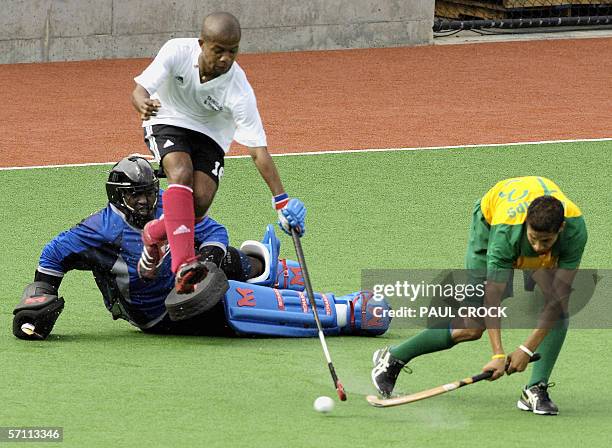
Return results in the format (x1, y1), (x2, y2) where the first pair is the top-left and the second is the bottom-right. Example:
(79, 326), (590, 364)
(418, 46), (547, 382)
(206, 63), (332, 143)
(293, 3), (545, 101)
(486, 328), (504, 355)
(132, 84), (150, 112)
(250, 146), (285, 196)
(131, 84), (160, 120)
(484, 280), (507, 354)
(522, 328), (550, 353)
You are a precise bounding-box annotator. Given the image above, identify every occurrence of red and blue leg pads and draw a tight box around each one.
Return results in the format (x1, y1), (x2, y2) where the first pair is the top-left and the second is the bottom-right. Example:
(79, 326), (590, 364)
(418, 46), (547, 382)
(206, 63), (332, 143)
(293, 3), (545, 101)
(223, 281), (391, 337)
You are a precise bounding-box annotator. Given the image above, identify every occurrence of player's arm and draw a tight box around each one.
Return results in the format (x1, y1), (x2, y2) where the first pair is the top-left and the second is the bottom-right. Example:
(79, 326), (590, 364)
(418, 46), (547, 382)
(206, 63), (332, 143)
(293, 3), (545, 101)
(13, 273), (65, 341)
(249, 146), (284, 195)
(480, 280), (509, 380)
(233, 91), (306, 236)
(507, 267), (577, 374)
(14, 237), (70, 341)
(132, 84), (161, 121)
(508, 218), (587, 373)
(132, 40), (177, 120)
(13, 211), (112, 340)
(479, 224), (516, 380)
(250, 147), (307, 236)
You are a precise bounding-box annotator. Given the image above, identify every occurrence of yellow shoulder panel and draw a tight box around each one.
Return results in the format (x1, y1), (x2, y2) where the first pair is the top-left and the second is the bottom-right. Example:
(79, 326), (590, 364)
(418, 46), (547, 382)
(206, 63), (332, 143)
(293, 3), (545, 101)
(480, 177), (581, 226)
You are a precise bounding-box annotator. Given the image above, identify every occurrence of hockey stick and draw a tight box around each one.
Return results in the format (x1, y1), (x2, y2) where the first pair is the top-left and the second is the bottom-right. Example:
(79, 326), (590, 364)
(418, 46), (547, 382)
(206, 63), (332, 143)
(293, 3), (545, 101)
(291, 228), (347, 401)
(366, 353), (541, 408)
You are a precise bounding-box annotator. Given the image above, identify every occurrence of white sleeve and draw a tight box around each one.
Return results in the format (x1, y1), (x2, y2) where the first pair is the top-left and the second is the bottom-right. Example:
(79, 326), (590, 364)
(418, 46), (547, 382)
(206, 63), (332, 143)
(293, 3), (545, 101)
(232, 90), (268, 148)
(133, 40), (176, 95)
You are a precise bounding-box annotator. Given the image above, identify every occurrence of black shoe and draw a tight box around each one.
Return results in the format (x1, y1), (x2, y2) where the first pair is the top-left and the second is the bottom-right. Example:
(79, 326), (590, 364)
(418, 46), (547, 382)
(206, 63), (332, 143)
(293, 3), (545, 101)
(517, 382), (559, 415)
(175, 257), (208, 294)
(371, 347), (407, 398)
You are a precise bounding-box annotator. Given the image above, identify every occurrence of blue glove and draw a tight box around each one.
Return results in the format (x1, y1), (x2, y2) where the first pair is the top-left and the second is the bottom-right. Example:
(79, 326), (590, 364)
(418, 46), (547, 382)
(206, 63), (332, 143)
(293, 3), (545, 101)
(273, 194), (306, 237)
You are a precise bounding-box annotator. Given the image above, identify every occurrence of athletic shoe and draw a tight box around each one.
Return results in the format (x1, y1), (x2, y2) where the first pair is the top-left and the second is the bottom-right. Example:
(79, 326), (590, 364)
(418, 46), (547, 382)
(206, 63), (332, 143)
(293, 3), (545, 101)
(137, 221), (166, 280)
(371, 346), (408, 398)
(175, 257), (209, 294)
(517, 382), (559, 415)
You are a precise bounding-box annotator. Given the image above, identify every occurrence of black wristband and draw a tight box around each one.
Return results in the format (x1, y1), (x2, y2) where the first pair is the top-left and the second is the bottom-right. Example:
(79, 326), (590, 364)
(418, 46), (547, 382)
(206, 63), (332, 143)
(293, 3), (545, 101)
(34, 271), (62, 293)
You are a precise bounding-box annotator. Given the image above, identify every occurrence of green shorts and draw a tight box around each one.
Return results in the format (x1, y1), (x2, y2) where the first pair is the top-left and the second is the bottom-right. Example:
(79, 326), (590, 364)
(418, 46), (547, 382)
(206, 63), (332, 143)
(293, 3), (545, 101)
(463, 201), (514, 306)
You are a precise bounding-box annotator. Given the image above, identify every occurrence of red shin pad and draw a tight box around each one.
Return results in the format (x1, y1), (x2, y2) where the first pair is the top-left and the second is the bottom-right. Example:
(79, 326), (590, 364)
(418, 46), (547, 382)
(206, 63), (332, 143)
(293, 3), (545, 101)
(163, 185), (196, 273)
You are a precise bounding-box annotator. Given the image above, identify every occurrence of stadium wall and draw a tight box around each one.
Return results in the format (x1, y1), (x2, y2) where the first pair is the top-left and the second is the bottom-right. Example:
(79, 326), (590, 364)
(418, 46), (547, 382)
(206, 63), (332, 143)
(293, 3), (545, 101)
(0, 0), (435, 64)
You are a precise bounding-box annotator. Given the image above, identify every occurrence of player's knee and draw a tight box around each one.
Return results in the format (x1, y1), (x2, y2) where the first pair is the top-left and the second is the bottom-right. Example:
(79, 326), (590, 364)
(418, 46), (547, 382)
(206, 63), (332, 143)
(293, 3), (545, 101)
(165, 166), (193, 186)
(161, 152), (194, 186)
(451, 327), (484, 343)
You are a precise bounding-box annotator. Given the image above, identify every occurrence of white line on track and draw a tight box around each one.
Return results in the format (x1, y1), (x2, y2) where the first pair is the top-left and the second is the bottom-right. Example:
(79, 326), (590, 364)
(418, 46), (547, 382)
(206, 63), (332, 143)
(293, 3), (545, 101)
(1, 137), (610, 171)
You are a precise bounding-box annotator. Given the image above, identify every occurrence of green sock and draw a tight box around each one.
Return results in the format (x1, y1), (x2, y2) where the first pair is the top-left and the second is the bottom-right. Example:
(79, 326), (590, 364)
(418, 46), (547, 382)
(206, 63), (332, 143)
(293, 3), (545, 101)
(527, 318), (568, 387)
(390, 327), (455, 364)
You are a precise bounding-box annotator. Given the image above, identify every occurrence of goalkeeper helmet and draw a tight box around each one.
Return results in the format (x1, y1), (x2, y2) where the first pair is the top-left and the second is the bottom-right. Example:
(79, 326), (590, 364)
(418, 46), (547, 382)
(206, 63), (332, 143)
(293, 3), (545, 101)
(106, 156), (159, 229)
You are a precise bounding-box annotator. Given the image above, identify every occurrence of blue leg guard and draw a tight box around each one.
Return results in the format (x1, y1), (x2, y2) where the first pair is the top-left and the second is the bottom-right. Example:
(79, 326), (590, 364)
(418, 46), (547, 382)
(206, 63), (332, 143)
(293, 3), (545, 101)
(223, 281), (338, 337)
(275, 258), (305, 291)
(335, 291), (392, 336)
(223, 282), (391, 337)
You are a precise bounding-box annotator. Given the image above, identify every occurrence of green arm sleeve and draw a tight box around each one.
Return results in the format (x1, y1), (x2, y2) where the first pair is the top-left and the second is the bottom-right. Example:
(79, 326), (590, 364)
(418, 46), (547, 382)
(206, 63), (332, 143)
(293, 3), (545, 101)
(486, 224), (519, 282)
(558, 216), (588, 269)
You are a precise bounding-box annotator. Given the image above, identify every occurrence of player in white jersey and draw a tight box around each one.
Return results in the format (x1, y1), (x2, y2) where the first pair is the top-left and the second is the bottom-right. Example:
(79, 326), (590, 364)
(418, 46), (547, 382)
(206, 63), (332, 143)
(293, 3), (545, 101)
(131, 12), (306, 295)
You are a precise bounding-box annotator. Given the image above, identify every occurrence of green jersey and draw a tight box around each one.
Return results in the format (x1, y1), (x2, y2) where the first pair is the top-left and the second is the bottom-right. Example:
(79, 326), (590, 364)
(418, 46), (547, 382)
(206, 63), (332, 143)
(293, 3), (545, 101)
(466, 176), (587, 282)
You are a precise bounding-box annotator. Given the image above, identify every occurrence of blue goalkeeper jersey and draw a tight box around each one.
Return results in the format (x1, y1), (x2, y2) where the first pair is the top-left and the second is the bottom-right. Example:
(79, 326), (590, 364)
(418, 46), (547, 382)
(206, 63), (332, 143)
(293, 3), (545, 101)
(37, 192), (228, 328)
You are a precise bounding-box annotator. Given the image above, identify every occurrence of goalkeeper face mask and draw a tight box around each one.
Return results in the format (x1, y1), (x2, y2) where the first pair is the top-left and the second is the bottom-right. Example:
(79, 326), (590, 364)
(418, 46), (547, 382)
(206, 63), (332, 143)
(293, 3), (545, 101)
(121, 185), (159, 228)
(106, 156), (160, 229)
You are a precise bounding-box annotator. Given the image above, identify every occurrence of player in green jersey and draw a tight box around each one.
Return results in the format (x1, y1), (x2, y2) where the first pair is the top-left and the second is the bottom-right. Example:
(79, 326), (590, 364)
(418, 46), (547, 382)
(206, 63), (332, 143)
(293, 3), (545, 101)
(371, 177), (587, 415)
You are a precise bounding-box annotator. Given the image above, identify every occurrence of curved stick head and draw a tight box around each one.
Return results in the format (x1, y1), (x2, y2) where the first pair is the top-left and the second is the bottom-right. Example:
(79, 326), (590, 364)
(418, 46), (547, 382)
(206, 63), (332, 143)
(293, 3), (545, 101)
(336, 382), (347, 401)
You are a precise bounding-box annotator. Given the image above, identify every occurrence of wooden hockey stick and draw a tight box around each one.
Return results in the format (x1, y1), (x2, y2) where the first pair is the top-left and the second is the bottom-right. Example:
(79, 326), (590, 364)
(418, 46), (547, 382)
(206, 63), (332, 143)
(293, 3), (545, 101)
(367, 353), (541, 408)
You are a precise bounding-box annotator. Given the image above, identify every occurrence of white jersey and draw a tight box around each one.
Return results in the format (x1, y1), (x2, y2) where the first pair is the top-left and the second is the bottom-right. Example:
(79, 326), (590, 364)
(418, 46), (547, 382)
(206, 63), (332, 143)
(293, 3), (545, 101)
(134, 38), (267, 153)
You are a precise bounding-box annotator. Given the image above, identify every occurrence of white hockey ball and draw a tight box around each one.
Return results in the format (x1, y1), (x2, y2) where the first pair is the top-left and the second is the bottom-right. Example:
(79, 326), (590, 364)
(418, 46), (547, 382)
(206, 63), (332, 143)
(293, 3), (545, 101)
(313, 396), (334, 413)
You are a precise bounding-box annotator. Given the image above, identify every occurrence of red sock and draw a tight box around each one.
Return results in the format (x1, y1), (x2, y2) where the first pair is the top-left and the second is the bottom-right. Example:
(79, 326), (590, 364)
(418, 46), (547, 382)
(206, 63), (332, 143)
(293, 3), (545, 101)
(146, 217), (167, 242)
(163, 184), (196, 273)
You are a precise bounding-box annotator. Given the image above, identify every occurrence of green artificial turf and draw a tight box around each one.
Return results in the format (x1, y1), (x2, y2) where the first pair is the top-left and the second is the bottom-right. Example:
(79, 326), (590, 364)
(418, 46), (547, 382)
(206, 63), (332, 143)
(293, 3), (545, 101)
(0, 141), (610, 447)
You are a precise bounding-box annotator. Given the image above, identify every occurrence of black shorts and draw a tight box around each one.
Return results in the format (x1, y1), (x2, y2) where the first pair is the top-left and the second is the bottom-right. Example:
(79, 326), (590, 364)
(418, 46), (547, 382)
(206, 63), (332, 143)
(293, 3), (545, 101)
(143, 124), (225, 185)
